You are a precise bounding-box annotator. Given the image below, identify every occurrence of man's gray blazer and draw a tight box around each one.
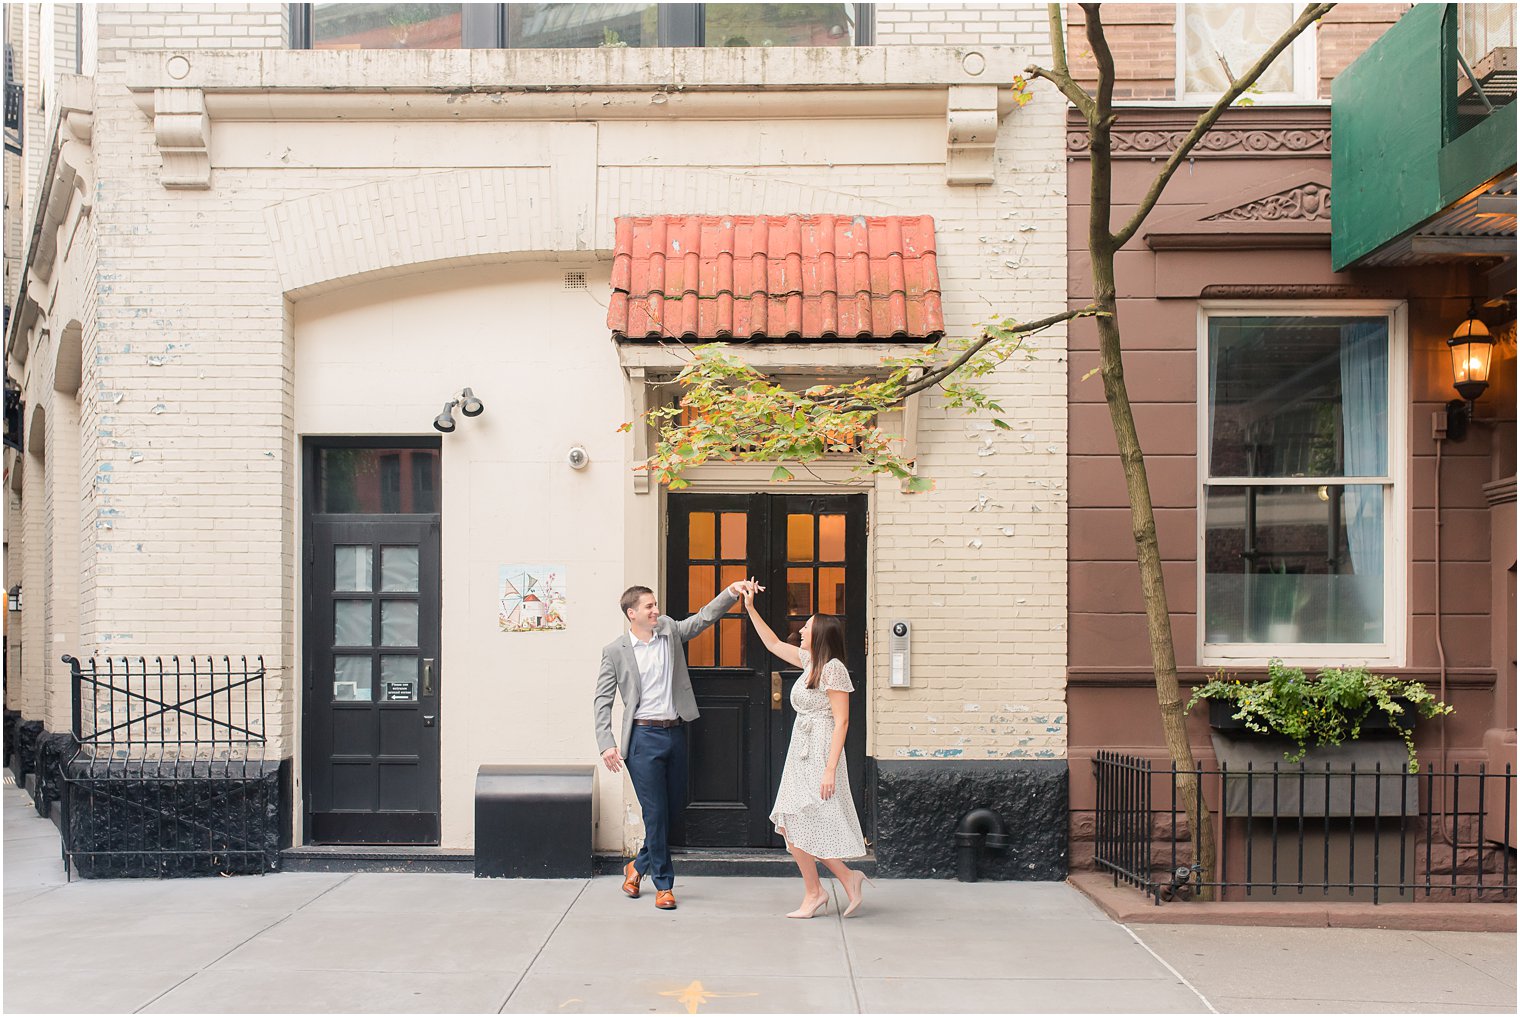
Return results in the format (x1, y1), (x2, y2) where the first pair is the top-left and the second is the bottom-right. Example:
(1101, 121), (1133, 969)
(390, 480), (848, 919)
(594, 590), (738, 757)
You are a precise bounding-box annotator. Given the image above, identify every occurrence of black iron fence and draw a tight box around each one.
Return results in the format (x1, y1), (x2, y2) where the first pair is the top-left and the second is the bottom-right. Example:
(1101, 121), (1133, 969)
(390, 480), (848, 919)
(61, 655), (280, 878)
(1093, 750), (1516, 905)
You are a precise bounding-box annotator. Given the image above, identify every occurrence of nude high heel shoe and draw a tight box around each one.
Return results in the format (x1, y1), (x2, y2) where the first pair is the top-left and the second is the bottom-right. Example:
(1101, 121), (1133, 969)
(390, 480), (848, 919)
(842, 870), (876, 918)
(786, 895), (829, 919)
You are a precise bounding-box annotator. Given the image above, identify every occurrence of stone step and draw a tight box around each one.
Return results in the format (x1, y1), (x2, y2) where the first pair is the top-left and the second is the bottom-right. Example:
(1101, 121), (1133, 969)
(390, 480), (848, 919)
(280, 844), (474, 874)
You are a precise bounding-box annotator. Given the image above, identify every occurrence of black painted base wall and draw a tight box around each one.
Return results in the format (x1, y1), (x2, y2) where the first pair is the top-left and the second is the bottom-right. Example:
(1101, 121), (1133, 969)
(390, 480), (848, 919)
(2, 710), (19, 773)
(14, 719), (42, 779)
(874, 759), (1069, 880)
(64, 759), (285, 878)
(34, 732), (76, 817)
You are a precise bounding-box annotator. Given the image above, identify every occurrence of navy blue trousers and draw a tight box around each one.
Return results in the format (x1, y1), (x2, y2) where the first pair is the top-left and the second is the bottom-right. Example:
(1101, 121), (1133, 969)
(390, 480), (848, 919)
(626, 723), (688, 891)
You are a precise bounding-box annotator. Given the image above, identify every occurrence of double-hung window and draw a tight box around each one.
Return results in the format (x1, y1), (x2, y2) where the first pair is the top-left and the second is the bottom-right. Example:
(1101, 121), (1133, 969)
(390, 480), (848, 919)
(1199, 303), (1406, 664)
(1178, 3), (1318, 103)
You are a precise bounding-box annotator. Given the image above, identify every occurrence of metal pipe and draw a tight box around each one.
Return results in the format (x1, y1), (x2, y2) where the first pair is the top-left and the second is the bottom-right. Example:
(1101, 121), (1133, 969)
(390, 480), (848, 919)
(954, 807), (1010, 883)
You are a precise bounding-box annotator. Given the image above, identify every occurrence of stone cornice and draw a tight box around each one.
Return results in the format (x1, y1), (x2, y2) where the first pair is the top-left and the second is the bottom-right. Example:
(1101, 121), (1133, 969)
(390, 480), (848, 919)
(127, 46), (1025, 120)
(1198, 284), (1401, 299)
(1067, 106), (1331, 160)
(126, 47), (1025, 187)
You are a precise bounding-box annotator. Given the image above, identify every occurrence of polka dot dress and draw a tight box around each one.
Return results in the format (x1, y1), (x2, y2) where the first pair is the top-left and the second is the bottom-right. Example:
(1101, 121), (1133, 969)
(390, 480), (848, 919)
(769, 650), (867, 860)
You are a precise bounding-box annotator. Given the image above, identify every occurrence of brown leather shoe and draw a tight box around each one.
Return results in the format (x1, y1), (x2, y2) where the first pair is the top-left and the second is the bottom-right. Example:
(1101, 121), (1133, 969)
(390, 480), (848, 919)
(654, 889), (677, 910)
(622, 860), (643, 899)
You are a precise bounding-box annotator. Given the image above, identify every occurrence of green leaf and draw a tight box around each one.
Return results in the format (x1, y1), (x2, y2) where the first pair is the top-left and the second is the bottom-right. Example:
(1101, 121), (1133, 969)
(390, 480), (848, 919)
(770, 466), (795, 483)
(992, 419), (1011, 430)
(904, 476), (935, 494)
(668, 477), (690, 491)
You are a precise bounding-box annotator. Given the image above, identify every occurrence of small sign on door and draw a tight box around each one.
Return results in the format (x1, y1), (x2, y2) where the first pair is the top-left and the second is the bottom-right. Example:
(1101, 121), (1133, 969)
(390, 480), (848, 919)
(385, 681), (416, 702)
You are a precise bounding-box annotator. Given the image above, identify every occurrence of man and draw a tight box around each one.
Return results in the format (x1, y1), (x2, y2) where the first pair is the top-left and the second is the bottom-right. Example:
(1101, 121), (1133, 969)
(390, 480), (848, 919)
(594, 578), (756, 910)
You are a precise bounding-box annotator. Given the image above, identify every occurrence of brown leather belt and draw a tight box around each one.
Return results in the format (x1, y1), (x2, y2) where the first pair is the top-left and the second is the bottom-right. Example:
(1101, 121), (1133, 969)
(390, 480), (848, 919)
(633, 718), (682, 728)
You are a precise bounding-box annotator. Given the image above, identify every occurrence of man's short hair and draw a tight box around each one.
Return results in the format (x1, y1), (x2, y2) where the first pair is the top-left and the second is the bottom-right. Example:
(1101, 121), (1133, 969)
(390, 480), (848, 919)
(620, 585), (654, 618)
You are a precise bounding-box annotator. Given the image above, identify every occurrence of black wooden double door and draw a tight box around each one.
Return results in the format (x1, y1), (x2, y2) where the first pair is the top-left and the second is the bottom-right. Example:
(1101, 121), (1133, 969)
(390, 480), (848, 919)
(668, 493), (867, 848)
(303, 441), (442, 845)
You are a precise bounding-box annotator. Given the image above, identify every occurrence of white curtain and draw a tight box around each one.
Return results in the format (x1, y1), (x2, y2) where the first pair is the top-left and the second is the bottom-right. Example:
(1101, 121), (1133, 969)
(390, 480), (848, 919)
(1338, 321), (1388, 636)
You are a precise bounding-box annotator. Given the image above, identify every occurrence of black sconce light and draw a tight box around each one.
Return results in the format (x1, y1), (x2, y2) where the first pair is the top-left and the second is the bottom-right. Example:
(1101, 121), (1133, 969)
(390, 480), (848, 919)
(7, 585), (20, 613)
(1444, 306), (1498, 442)
(432, 388), (485, 433)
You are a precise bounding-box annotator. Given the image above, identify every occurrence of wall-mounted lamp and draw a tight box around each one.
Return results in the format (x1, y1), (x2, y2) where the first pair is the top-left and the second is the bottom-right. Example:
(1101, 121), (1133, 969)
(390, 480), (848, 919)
(1444, 306), (1498, 442)
(7, 585), (20, 613)
(433, 387), (485, 433)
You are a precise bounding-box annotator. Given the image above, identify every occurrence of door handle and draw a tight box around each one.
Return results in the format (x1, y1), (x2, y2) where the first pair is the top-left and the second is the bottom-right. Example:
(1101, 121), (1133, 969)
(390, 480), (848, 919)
(422, 658), (435, 697)
(772, 672), (783, 710)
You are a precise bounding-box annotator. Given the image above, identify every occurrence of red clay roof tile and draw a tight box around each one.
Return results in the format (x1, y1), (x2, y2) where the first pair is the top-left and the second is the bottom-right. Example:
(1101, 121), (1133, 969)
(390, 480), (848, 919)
(608, 214), (943, 342)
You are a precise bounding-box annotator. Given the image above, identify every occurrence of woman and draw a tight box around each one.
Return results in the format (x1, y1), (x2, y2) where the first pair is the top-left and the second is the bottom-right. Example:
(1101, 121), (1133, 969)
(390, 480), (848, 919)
(742, 590), (873, 918)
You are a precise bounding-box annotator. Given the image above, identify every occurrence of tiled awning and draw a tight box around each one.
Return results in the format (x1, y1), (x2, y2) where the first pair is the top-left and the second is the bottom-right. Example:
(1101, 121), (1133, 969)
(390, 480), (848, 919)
(608, 214), (943, 342)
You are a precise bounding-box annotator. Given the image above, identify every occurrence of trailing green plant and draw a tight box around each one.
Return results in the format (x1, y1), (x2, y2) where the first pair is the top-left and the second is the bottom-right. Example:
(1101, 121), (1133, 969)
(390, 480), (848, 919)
(1187, 660), (1453, 773)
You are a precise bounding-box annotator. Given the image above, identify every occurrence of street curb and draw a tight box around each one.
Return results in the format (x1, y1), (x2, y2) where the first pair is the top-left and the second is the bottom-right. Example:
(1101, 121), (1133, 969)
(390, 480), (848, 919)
(1068, 872), (1518, 932)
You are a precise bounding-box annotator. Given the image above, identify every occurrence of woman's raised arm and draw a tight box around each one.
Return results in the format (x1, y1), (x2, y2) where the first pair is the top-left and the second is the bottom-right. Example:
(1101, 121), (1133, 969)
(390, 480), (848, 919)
(743, 592), (803, 668)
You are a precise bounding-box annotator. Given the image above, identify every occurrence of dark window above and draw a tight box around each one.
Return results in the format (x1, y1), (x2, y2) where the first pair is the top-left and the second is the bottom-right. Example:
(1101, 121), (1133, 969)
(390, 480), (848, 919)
(291, 3), (873, 50)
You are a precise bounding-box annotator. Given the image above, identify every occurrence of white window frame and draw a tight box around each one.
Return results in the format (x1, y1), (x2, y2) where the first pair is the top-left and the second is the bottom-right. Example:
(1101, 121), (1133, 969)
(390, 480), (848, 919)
(1176, 2), (1321, 105)
(1196, 300), (1408, 668)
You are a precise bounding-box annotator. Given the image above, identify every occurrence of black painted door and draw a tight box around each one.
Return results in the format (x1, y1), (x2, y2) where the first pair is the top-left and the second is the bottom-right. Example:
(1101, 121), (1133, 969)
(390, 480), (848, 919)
(303, 441), (442, 845)
(668, 493), (867, 848)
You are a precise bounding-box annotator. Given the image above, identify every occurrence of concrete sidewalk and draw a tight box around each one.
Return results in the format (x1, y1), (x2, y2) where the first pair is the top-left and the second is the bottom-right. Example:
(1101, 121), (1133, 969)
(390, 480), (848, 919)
(4, 785), (1515, 1014)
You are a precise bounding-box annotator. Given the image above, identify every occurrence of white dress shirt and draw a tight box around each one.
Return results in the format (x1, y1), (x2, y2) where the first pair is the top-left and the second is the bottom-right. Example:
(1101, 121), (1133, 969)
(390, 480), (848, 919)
(629, 630), (675, 720)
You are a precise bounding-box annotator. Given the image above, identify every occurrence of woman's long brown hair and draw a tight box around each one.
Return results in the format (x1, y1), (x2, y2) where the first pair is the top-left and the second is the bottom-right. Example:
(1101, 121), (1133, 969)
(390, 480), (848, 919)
(806, 614), (847, 689)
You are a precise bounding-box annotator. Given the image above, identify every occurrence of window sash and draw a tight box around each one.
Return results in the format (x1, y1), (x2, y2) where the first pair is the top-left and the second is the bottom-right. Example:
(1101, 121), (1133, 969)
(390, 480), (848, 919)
(1196, 301), (1406, 665)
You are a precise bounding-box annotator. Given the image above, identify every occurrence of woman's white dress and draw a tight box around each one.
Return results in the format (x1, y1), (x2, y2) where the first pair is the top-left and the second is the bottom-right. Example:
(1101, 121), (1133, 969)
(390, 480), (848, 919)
(769, 650), (867, 860)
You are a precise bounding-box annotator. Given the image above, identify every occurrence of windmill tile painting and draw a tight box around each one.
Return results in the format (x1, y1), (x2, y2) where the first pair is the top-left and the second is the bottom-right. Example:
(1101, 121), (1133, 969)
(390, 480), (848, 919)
(498, 565), (567, 632)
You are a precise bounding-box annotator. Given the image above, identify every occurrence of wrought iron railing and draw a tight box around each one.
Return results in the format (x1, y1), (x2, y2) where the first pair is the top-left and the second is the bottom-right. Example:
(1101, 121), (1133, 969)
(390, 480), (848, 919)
(1093, 750), (1515, 905)
(60, 655), (278, 878)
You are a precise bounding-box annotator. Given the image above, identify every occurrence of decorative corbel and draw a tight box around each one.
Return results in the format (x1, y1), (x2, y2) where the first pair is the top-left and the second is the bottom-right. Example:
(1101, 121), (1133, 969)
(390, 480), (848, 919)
(153, 87), (212, 189)
(626, 366), (651, 495)
(946, 84), (999, 185)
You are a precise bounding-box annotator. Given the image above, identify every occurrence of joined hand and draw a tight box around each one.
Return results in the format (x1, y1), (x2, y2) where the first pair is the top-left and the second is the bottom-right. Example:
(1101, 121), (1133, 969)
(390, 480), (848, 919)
(728, 577), (766, 599)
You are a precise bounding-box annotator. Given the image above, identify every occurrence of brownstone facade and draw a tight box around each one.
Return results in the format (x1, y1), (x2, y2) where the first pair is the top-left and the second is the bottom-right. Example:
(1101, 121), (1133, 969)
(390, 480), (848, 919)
(1065, 92), (1517, 878)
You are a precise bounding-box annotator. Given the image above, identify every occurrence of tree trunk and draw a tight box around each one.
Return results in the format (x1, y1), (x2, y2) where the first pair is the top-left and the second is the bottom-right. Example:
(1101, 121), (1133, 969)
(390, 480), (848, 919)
(1077, 1), (1217, 898)
(1089, 278), (1218, 895)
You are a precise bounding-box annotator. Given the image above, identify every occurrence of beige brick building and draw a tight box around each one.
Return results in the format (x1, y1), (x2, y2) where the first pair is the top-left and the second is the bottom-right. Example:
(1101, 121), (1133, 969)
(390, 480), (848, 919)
(3, 3), (1072, 876)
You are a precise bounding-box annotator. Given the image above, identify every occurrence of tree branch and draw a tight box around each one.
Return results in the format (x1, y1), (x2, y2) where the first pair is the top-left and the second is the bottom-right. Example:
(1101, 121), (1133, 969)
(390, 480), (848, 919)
(1111, 2), (1335, 249)
(899, 305), (1098, 399)
(1048, 3), (1071, 79)
(1027, 3), (1095, 121)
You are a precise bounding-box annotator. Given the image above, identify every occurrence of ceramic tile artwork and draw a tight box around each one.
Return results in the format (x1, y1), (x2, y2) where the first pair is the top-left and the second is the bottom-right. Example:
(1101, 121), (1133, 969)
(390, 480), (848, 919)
(499, 565), (568, 633)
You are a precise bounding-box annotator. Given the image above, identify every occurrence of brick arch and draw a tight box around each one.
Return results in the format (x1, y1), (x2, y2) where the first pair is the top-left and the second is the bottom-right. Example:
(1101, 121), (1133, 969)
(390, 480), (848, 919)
(264, 166), (904, 299)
